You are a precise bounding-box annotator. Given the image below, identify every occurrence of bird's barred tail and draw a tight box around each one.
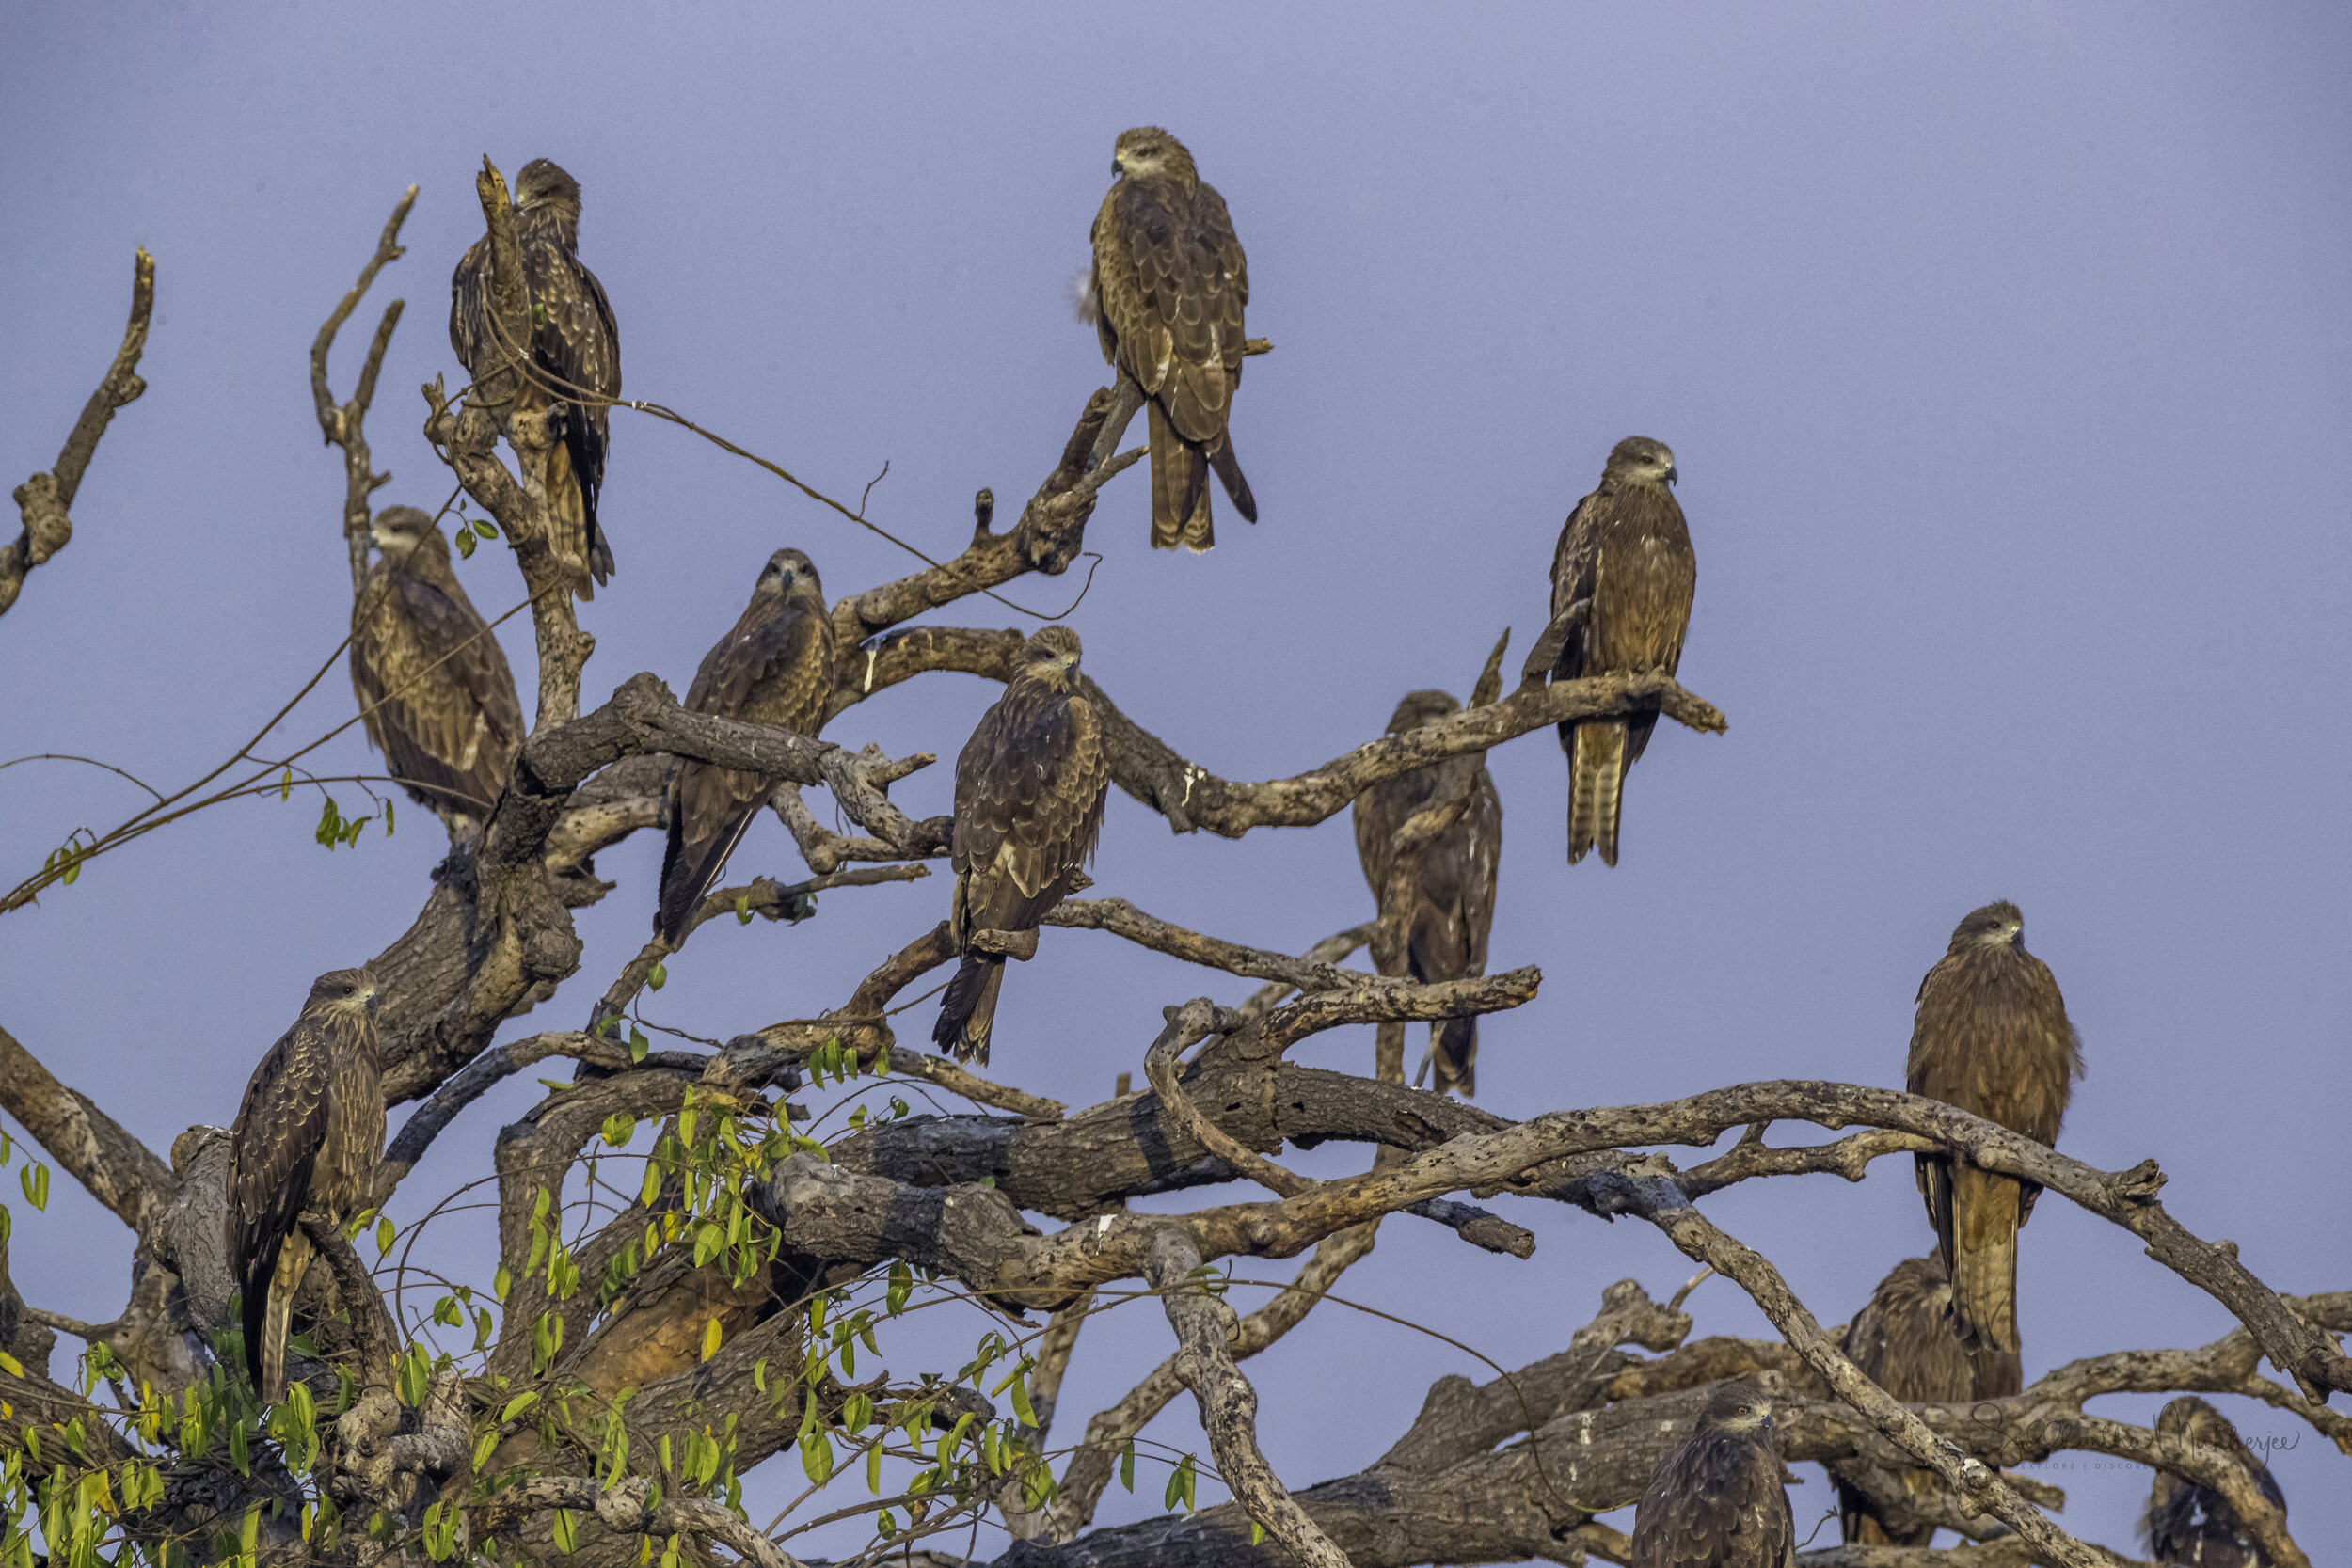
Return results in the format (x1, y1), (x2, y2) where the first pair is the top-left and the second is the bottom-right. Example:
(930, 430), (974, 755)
(1949, 1164), (2026, 1400)
(1147, 401), (1212, 551)
(257, 1231), (313, 1403)
(933, 956), (1006, 1067)
(1424, 1017), (1477, 1098)
(1567, 721), (1629, 865)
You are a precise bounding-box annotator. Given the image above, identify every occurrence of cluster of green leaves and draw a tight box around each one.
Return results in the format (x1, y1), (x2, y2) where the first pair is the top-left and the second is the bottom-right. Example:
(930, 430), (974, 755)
(37, 832), (92, 891)
(447, 513), (501, 562)
(307, 788), (389, 850)
(0, 1132), (50, 1244)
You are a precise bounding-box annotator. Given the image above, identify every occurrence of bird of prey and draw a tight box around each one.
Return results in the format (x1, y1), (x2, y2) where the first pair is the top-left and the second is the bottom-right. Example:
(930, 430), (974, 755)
(227, 968), (384, 1402)
(1088, 126), (1255, 551)
(654, 548), (837, 945)
(451, 157), (622, 596)
(1538, 436), (1695, 866)
(2143, 1396), (2288, 1566)
(1629, 1383), (1797, 1567)
(349, 506), (525, 834)
(1352, 689), (1502, 1096)
(933, 626), (1108, 1064)
(1836, 1254), (1974, 1545)
(1907, 900), (2083, 1400)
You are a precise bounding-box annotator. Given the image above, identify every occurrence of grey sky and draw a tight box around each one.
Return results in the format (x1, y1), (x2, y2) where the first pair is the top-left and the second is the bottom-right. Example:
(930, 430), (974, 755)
(4, 2), (2347, 1555)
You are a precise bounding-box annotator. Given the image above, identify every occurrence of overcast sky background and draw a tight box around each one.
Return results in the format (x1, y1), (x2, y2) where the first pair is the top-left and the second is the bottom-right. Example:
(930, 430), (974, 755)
(4, 3), (2347, 1557)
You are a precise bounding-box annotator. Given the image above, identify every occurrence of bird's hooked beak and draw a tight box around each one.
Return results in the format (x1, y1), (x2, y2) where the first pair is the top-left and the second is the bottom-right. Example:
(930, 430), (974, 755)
(365, 988), (383, 1019)
(1664, 465), (1679, 486)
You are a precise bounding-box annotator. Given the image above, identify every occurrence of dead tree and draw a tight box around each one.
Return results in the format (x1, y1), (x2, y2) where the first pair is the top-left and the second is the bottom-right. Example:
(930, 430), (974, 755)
(0, 171), (2343, 1568)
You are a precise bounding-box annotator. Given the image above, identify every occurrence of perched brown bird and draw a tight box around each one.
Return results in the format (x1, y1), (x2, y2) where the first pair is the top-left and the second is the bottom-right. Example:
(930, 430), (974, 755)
(1836, 1254), (1974, 1545)
(227, 969), (385, 1402)
(1629, 1383), (1796, 1567)
(1907, 900), (2083, 1399)
(655, 549), (836, 945)
(1537, 436), (1695, 866)
(451, 157), (622, 596)
(1351, 689), (1502, 1095)
(349, 506), (525, 833)
(933, 627), (1108, 1064)
(1088, 126), (1255, 551)
(2143, 1396), (2288, 1566)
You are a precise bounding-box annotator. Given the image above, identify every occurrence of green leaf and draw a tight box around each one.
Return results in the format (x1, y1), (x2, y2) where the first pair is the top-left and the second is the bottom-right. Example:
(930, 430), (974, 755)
(646, 960), (667, 991)
(601, 1112), (635, 1148)
(1009, 1370), (1037, 1430)
(375, 1215), (395, 1257)
(550, 1508), (578, 1555)
(473, 518), (500, 539)
(700, 1318), (722, 1362)
(453, 527), (478, 560)
(501, 1391), (539, 1424)
(1250, 1521), (1266, 1546)
(628, 1027), (649, 1066)
(735, 892), (752, 924)
(1120, 1436), (1135, 1493)
(494, 1262), (513, 1302)
(20, 1165), (45, 1212)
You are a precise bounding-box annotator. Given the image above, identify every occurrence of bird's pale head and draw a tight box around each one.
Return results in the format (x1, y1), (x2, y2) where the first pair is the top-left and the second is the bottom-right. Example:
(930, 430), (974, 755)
(309, 967), (381, 1021)
(1019, 625), (1084, 689)
(1386, 689), (1461, 736)
(1111, 127), (1198, 188)
(514, 159), (582, 214)
(756, 547), (824, 604)
(1948, 900), (2025, 954)
(2155, 1396), (2249, 1459)
(369, 505), (444, 563)
(1882, 1253), (1956, 1316)
(1603, 436), (1678, 488)
(1697, 1383), (1774, 1436)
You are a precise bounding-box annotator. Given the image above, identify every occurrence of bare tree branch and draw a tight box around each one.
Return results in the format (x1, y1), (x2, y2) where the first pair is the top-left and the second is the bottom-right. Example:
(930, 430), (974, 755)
(4, 247), (153, 618)
(312, 186), (416, 591)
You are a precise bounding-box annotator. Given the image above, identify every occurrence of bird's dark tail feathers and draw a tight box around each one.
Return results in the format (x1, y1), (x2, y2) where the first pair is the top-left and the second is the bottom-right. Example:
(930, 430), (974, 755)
(933, 955), (1006, 1066)
(540, 413), (614, 598)
(1209, 435), (1257, 524)
(1948, 1164), (2026, 1399)
(654, 797), (758, 947)
(1566, 720), (1629, 865)
(1420, 1017), (1477, 1098)
(1147, 400), (1212, 551)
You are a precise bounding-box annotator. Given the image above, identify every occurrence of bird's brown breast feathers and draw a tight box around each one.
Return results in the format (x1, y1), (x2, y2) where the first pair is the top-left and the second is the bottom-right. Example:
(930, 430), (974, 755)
(1907, 946), (2080, 1144)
